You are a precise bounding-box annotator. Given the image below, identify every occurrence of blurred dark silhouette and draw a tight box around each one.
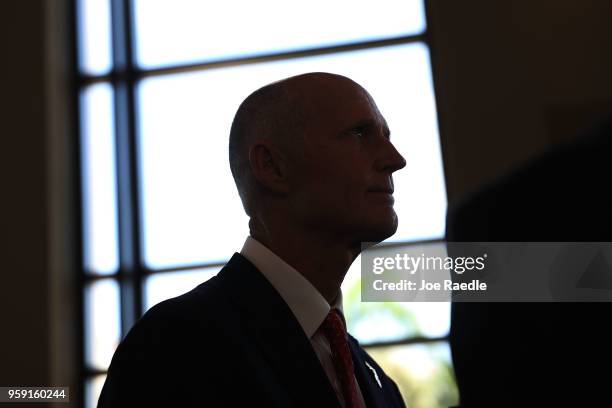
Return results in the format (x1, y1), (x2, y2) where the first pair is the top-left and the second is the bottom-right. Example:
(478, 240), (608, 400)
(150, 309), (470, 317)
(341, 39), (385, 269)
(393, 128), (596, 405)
(446, 118), (612, 406)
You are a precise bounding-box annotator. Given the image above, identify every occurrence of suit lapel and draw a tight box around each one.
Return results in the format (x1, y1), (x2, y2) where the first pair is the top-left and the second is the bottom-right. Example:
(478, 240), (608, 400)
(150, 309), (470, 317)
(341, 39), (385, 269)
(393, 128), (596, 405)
(220, 253), (340, 408)
(349, 335), (387, 408)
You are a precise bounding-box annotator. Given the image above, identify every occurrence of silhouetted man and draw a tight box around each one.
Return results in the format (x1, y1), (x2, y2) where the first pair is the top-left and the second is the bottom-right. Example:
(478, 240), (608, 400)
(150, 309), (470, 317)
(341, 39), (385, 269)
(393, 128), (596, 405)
(98, 72), (407, 407)
(447, 119), (612, 407)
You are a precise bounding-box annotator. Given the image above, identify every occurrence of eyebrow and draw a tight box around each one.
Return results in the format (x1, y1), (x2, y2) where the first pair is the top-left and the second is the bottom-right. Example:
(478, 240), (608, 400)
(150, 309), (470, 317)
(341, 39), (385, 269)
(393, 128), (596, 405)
(347, 118), (391, 140)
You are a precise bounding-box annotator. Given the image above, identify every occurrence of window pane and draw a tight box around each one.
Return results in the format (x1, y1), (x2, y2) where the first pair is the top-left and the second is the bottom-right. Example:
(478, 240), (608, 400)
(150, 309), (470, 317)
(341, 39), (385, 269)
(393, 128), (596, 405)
(144, 267), (219, 311)
(138, 42), (445, 269)
(342, 250), (450, 343)
(84, 279), (121, 370)
(85, 375), (106, 408)
(366, 342), (459, 408)
(80, 84), (119, 275)
(77, 0), (112, 75)
(133, 0), (426, 69)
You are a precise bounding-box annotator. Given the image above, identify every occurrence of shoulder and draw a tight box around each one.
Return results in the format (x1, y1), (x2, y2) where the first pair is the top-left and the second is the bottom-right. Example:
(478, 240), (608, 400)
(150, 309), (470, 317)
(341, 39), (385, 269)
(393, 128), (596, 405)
(98, 273), (234, 407)
(113, 252), (261, 356)
(106, 273), (230, 363)
(145, 274), (225, 322)
(131, 274), (223, 336)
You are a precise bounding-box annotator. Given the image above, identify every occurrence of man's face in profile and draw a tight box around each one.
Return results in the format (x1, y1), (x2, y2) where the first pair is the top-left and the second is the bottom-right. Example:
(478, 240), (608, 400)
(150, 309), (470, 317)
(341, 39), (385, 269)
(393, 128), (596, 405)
(287, 76), (406, 244)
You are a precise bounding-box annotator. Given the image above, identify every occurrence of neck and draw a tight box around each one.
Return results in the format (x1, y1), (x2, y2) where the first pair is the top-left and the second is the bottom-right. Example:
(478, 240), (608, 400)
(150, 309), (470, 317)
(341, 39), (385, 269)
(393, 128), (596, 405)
(250, 220), (360, 304)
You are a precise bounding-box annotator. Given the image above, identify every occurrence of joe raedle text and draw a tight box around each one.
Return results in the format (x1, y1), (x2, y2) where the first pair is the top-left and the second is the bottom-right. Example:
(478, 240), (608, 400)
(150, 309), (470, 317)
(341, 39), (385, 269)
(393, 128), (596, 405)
(373, 279), (487, 292)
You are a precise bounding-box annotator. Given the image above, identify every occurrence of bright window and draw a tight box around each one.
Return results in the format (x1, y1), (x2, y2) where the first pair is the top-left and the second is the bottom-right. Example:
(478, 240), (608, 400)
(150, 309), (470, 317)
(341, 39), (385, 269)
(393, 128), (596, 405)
(76, 0), (454, 406)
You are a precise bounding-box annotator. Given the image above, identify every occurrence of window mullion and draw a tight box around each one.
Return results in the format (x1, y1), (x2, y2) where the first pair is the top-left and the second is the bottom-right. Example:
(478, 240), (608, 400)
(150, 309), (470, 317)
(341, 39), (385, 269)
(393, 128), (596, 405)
(110, 0), (143, 336)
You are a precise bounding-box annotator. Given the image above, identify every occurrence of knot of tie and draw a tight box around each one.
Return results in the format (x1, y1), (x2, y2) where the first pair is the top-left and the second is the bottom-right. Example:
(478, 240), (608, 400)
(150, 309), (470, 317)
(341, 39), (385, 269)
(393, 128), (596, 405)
(320, 309), (360, 408)
(321, 308), (348, 338)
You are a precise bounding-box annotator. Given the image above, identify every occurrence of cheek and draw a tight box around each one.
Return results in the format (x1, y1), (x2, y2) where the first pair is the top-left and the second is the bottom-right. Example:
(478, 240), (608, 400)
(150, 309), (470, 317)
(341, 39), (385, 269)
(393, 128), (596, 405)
(294, 172), (360, 217)
(297, 147), (370, 212)
(321, 172), (368, 215)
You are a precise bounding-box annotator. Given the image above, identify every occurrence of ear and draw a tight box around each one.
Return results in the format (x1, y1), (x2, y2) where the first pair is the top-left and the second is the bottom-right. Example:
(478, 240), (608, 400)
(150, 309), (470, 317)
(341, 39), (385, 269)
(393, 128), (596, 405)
(248, 141), (290, 194)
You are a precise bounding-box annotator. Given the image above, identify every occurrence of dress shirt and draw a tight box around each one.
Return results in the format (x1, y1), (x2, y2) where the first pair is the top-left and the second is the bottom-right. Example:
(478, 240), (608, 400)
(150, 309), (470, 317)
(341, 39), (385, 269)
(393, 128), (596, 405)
(241, 236), (366, 408)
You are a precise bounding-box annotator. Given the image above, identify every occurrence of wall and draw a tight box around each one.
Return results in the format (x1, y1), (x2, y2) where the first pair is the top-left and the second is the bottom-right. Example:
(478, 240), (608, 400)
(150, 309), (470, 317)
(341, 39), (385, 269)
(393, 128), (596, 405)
(0, 1), (78, 406)
(428, 0), (612, 202)
(1, 0), (51, 388)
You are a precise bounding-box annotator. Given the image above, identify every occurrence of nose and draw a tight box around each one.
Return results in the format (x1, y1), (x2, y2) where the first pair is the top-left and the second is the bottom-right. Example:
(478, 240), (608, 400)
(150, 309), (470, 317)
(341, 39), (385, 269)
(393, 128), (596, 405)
(374, 138), (406, 174)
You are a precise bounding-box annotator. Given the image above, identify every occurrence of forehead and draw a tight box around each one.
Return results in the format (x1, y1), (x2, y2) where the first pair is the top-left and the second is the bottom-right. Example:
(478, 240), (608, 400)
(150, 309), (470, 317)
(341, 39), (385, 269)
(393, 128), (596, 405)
(293, 76), (387, 132)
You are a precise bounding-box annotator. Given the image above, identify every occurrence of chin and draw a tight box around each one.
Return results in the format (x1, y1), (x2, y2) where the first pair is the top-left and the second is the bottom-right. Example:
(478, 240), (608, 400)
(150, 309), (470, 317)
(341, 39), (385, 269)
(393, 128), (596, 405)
(358, 215), (399, 244)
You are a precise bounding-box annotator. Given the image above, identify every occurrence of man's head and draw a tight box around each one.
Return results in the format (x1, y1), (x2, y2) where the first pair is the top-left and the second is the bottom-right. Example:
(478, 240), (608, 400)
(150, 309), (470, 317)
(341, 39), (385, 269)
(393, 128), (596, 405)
(229, 72), (406, 245)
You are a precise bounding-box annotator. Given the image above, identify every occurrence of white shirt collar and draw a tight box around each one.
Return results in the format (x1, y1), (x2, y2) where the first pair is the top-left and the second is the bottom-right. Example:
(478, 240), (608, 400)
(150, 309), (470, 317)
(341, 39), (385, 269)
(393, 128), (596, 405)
(240, 236), (344, 338)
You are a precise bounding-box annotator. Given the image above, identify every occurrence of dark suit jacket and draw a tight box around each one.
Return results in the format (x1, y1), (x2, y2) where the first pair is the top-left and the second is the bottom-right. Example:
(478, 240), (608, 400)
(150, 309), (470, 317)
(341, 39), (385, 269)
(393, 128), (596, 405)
(446, 120), (612, 407)
(98, 253), (406, 407)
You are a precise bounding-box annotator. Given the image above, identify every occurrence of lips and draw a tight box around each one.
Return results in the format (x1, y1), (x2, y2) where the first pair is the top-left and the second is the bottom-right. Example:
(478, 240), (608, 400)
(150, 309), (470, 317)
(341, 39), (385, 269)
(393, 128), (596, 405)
(366, 188), (395, 205)
(366, 187), (394, 194)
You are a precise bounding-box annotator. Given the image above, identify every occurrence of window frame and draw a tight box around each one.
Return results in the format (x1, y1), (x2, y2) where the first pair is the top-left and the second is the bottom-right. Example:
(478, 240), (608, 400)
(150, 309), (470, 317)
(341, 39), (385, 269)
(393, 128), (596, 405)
(74, 0), (449, 406)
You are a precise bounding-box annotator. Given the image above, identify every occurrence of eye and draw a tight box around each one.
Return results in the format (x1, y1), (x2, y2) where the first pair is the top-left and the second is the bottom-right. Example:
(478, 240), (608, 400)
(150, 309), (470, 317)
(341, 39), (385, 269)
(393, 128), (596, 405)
(349, 126), (366, 138)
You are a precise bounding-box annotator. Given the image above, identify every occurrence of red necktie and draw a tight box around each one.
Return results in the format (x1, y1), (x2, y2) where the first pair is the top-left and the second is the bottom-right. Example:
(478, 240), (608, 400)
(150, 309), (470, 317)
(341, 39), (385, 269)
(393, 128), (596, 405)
(320, 309), (361, 408)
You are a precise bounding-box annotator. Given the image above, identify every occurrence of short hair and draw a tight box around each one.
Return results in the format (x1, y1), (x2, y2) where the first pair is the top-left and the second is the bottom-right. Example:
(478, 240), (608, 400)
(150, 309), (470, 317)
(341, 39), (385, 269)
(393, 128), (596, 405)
(228, 80), (305, 216)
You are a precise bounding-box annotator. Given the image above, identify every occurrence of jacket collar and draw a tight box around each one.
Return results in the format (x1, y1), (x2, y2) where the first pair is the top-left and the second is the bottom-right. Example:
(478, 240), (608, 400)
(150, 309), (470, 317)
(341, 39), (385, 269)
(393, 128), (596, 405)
(219, 253), (340, 407)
